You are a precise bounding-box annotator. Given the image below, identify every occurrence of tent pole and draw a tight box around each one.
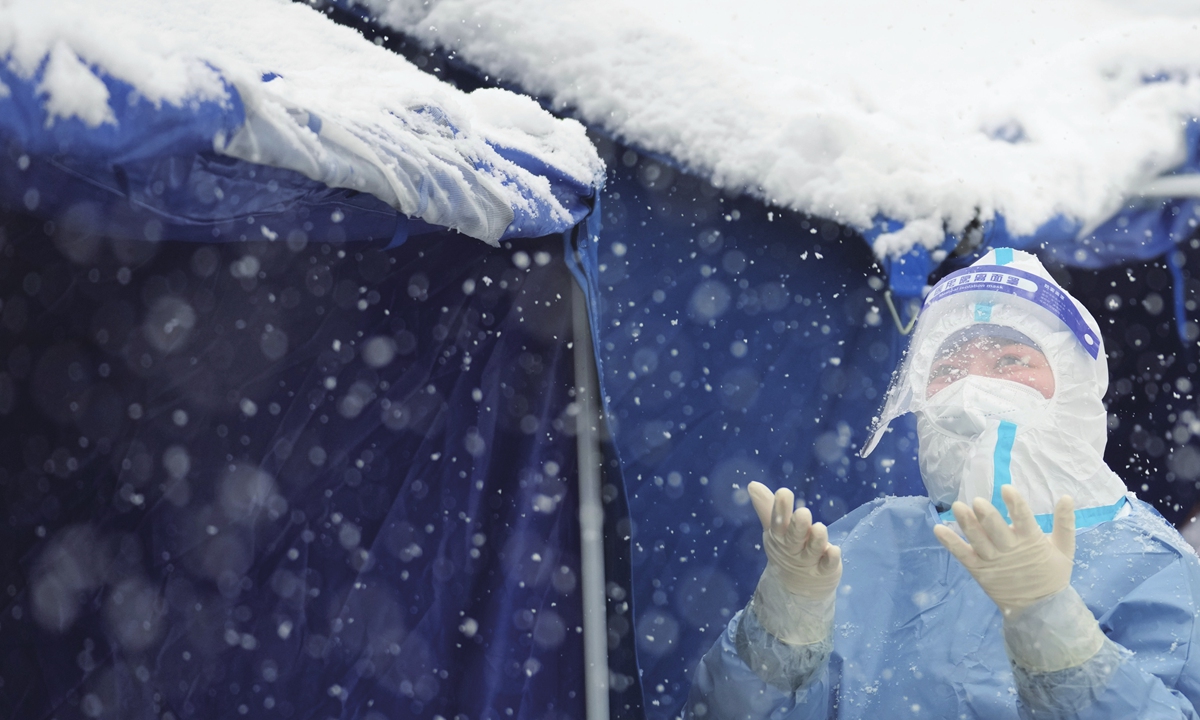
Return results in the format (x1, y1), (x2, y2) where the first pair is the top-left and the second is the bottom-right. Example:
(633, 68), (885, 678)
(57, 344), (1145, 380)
(571, 279), (610, 720)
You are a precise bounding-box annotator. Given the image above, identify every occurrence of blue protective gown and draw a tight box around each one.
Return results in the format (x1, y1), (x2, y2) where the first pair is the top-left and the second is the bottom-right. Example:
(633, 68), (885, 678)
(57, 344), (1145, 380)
(689, 495), (1200, 719)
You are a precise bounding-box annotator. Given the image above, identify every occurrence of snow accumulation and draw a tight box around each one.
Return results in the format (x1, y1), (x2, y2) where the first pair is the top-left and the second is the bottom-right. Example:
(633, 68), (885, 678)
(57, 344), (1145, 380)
(0, 0), (603, 243)
(356, 0), (1200, 256)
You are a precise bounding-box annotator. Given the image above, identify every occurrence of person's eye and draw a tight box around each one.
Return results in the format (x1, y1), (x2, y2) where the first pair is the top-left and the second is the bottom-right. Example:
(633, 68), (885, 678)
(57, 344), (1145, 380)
(930, 364), (959, 379)
(996, 354), (1030, 369)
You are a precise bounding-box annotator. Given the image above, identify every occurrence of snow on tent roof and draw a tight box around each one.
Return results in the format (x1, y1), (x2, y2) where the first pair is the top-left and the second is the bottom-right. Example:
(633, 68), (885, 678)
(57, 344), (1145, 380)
(0, 0), (603, 244)
(349, 0), (1200, 256)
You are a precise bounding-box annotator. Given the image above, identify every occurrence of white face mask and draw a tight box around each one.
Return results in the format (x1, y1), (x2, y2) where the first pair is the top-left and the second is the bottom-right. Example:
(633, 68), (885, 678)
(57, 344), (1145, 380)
(917, 376), (1049, 506)
(922, 375), (1049, 437)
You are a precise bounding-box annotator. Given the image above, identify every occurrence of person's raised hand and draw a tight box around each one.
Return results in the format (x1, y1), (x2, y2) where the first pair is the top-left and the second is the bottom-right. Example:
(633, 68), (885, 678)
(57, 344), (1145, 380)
(933, 484), (1075, 615)
(747, 481), (842, 601)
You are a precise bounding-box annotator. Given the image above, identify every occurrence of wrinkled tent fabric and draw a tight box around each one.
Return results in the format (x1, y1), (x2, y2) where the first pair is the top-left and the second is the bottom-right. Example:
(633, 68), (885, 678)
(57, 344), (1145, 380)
(0, 59), (595, 248)
(0, 212), (585, 720)
(0, 22), (603, 720)
(0, 0), (606, 247)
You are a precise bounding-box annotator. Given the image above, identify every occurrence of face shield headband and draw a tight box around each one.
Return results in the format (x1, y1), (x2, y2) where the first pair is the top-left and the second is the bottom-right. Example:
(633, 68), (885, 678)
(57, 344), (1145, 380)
(861, 263), (1102, 459)
(923, 265), (1101, 359)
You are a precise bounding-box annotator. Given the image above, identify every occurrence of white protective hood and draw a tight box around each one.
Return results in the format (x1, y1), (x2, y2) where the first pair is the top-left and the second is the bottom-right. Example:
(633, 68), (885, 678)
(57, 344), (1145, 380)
(863, 248), (1128, 528)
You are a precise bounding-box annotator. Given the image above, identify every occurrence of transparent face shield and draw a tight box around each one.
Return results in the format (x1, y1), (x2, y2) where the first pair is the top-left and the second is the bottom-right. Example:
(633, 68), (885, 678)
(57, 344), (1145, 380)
(924, 325), (1053, 401)
(861, 262), (1102, 457)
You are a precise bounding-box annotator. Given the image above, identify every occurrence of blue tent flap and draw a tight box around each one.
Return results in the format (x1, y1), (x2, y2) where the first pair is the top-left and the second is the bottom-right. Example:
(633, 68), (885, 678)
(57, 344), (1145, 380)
(0, 212), (590, 720)
(0, 46), (599, 248)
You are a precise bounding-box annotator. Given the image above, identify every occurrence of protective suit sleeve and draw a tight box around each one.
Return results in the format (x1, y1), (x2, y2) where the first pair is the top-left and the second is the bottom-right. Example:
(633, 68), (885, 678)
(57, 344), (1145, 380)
(1004, 558), (1200, 720)
(1009, 640), (1128, 720)
(1003, 586), (1108, 673)
(687, 609), (833, 720)
(738, 595), (833, 692)
(1003, 586), (1128, 718)
(749, 562), (837, 652)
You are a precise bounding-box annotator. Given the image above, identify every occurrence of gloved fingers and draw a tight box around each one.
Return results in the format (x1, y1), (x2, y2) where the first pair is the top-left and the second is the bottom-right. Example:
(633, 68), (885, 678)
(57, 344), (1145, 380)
(972, 497), (1017, 551)
(782, 506), (813, 550)
(1050, 494), (1076, 558)
(1000, 485), (1039, 539)
(772, 487), (796, 534)
(802, 522), (830, 561)
(952, 501), (999, 561)
(748, 481), (774, 531)
(933, 524), (978, 568)
(818, 543), (841, 574)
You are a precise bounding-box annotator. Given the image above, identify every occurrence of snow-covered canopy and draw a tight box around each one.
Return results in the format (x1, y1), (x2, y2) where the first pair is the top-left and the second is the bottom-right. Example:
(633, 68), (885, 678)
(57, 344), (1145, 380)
(356, 0), (1200, 256)
(0, 0), (603, 243)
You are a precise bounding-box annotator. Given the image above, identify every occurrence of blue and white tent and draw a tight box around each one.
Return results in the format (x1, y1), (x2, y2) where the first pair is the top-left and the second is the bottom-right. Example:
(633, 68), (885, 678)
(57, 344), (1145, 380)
(0, 2), (606, 720)
(332, 1), (1200, 719)
(5, 2), (1200, 720)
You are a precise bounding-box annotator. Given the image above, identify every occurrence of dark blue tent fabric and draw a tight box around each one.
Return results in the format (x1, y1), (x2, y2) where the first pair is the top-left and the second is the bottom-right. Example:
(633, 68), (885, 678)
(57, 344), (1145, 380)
(0, 36), (609, 720)
(567, 146), (924, 720)
(1052, 247), (1200, 526)
(0, 201), (591, 720)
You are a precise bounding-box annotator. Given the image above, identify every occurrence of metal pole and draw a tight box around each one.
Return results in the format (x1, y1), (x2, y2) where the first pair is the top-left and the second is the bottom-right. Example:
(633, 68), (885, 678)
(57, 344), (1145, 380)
(572, 278), (609, 720)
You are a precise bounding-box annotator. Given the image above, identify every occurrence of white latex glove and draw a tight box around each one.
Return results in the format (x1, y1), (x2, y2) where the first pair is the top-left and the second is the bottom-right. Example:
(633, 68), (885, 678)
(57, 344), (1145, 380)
(933, 484), (1074, 616)
(746, 482), (842, 645)
(934, 485), (1108, 673)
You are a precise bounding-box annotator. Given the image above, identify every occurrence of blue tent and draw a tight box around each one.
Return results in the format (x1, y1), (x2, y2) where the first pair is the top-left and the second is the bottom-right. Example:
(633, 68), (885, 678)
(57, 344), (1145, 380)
(0, 8), (604, 720)
(4, 4), (1200, 720)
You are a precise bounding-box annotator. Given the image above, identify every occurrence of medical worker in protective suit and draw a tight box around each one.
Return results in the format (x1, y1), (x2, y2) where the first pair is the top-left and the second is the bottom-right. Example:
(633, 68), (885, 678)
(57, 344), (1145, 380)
(689, 248), (1200, 719)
